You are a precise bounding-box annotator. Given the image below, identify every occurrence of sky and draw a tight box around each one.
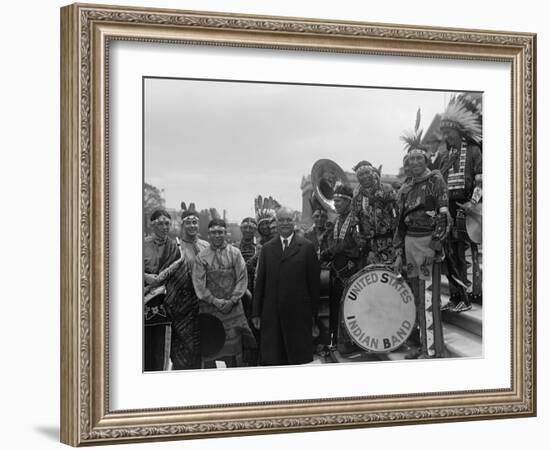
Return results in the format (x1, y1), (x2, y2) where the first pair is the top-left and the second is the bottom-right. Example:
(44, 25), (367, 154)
(144, 78), (452, 222)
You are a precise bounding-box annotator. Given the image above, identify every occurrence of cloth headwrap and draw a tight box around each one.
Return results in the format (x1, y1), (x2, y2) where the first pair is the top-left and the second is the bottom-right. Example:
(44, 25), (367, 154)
(181, 211), (199, 220)
(240, 217), (258, 227)
(408, 148), (428, 157)
(150, 208), (171, 222)
(352, 160), (379, 176)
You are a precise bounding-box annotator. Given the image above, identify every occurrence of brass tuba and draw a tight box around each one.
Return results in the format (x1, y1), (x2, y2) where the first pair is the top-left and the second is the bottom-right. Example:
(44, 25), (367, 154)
(311, 159), (349, 213)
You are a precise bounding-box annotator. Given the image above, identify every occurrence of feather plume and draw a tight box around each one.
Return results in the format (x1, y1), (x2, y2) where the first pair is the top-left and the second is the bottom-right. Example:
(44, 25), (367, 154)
(254, 194), (282, 223)
(400, 107), (425, 152)
(441, 96), (482, 144)
(414, 108), (421, 133)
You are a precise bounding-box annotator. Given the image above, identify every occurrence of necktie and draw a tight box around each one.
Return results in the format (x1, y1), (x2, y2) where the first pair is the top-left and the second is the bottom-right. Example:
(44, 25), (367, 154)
(283, 239), (288, 251)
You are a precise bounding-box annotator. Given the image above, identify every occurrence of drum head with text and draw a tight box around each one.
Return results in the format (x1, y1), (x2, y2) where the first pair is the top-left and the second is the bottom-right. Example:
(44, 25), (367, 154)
(342, 266), (416, 353)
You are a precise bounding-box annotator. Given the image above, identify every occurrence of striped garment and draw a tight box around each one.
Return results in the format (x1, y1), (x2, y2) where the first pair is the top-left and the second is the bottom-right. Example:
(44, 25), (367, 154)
(447, 141), (468, 191)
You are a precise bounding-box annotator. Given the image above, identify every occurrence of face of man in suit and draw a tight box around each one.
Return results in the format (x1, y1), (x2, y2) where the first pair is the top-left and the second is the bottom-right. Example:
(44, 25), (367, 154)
(276, 208), (295, 238)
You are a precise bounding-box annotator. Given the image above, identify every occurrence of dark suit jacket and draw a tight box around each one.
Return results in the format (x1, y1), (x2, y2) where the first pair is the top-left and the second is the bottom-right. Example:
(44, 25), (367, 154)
(252, 234), (320, 365)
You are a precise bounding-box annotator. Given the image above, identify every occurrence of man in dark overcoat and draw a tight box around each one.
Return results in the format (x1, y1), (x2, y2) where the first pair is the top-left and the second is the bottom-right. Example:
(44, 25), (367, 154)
(252, 207), (320, 366)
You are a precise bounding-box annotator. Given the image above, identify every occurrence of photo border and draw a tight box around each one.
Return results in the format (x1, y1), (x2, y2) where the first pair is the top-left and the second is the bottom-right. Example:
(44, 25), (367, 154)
(60, 3), (536, 446)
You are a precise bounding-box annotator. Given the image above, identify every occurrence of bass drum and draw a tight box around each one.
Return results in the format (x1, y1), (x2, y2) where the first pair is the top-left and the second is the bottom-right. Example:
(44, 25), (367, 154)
(341, 265), (416, 353)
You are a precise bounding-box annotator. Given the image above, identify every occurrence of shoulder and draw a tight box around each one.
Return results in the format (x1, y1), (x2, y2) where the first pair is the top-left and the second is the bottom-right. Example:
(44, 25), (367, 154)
(427, 169), (445, 183)
(144, 235), (154, 244)
(196, 246), (211, 260)
(466, 141), (481, 152)
(264, 235), (280, 247)
(197, 238), (209, 248)
(295, 235), (315, 250)
(227, 244), (242, 255)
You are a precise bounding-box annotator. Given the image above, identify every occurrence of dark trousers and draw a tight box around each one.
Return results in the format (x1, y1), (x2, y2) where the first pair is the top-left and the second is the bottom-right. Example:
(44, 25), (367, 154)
(329, 277), (344, 342)
(446, 236), (469, 302)
(144, 325), (167, 371)
(446, 200), (470, 304)
(329, 276), (356, 353)
(241, 294), (260, 366)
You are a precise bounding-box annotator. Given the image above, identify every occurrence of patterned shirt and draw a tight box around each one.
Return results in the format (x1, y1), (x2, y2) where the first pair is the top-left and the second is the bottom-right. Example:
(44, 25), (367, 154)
(352, 183), (398, 239)
(393, 169), (449, 248)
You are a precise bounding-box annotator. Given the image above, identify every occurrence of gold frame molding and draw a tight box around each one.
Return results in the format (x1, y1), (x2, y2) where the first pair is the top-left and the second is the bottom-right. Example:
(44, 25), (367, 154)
(60, 3), (536, 446)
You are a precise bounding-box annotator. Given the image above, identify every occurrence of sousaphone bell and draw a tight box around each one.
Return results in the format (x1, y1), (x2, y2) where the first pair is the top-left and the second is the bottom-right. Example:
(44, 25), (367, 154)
(311, 159), (349, 214)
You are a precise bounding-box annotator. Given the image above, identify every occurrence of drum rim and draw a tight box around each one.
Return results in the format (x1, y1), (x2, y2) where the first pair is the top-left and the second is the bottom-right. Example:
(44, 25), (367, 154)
(340, 264), (415, 353)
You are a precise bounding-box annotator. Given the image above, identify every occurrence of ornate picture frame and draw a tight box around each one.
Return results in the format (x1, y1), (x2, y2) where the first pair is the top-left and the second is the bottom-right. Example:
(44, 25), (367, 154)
(60, 3), (536, 446)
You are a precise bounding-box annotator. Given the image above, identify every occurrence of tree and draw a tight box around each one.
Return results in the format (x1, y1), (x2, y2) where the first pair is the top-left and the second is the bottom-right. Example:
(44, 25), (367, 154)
(144, 182), (166, 234)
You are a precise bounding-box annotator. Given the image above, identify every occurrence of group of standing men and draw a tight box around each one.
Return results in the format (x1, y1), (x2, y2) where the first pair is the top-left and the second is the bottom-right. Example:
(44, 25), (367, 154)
(143, 94), (483, 370)
(144, 201), (321, 370)
(309, 95), (482, 359)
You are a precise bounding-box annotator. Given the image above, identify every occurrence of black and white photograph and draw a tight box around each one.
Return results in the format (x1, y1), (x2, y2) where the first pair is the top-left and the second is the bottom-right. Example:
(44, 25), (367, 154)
(142, 78), (483, 372)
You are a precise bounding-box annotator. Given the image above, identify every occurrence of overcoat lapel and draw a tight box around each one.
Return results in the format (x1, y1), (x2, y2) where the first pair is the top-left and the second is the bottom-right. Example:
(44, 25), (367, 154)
(281, 236), (301, 261)
(272, 234), (283, 263)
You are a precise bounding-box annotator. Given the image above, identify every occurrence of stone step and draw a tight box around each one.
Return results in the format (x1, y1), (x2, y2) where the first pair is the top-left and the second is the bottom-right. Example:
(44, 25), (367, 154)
(441, 322), (482, 358)
(341, 321), (482, 362)
(442, 303), (482, 337)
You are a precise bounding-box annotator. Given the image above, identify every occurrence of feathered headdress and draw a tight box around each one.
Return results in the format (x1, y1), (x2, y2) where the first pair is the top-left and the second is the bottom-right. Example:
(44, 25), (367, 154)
(440, 94), (482, 144)
(180, 201), (199, 220)
(400, 108), (426, 152)
(254, 195), (281, 224)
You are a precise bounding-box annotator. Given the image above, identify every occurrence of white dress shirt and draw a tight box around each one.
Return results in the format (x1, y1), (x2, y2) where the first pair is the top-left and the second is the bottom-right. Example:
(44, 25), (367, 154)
(279, 233), (294, 251)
